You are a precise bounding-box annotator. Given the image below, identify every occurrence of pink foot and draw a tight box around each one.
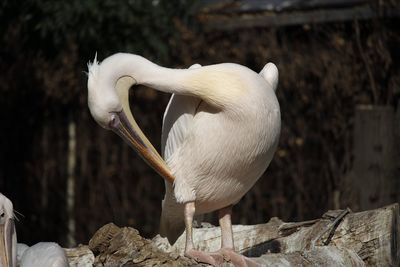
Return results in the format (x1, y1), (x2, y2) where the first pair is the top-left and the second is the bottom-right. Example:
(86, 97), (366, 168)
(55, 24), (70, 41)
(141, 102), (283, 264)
(219, 248), (260, 267)
(185, 248), (224, 266)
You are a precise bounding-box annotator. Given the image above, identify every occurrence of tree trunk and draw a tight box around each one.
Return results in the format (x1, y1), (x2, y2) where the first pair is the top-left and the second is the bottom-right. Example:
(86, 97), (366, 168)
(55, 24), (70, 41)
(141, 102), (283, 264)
(66, 203), (399, 266)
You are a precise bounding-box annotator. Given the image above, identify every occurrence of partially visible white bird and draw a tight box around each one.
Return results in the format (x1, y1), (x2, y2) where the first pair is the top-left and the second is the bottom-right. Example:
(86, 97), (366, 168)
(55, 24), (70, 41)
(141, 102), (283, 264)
(87, 53), (280, 266)
(18, 242), (69, 267)
(0, 193), (16, 267)
(0, 193), (69, 267)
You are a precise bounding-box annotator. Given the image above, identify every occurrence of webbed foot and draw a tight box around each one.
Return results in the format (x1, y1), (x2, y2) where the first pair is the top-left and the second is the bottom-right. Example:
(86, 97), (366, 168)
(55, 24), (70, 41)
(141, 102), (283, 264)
(185, 248), (224, 266)
(218, 248), (260, 267)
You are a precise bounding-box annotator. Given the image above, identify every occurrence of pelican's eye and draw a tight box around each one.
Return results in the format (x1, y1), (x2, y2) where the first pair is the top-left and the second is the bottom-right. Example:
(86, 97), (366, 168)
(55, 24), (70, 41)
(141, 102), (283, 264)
(109, 113), (120, 128)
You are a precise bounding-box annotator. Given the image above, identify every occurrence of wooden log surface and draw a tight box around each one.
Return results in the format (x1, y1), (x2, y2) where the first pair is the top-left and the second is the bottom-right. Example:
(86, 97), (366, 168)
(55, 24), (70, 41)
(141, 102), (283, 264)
(65, 203), (399, 266)
(64, 245), (94, 267)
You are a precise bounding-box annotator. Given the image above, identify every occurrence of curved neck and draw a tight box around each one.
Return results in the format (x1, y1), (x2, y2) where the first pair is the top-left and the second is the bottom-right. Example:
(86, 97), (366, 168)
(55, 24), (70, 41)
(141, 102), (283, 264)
(103, 53), (190, 96)
(101, 53), (241, 109)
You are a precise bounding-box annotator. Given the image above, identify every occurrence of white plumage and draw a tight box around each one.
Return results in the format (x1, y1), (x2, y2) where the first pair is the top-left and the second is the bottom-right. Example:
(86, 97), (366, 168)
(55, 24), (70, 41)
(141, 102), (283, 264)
(18, 242), (69, 267)
(159, 61), (280, 240)
(87, 53), (280, 266)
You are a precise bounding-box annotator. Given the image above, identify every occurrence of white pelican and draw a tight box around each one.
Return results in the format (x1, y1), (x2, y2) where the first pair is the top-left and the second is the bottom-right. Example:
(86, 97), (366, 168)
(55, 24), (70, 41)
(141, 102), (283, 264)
(87, 53), (280, 266)
(0, 193), (16, 267)
(0, 193), (69, 267)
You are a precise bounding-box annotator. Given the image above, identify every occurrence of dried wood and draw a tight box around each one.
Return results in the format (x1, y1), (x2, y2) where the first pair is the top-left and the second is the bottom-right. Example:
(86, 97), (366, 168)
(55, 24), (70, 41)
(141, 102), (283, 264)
(64, 245), (94, 267)
(89, 223), (199, 266)
(65, 204), (399, 266)
(155, 204), (399, 266)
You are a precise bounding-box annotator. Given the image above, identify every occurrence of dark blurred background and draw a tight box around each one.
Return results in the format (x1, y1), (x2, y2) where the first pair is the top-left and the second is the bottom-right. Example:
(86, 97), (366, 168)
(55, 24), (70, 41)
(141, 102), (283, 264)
(0, 0), (399, 248)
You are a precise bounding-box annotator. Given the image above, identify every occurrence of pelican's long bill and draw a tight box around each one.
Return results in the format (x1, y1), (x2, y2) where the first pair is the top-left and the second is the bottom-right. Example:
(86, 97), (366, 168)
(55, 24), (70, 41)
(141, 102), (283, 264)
(0, 218), (16, 267)
(110, 76), (175, 184)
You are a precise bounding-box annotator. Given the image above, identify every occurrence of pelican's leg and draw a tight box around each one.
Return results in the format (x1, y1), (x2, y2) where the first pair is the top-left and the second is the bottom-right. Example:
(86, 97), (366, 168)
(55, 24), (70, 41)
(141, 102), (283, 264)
(217, 206), (260, 267)
(184, 201), (223, 266)
(219, 205), (234, 249)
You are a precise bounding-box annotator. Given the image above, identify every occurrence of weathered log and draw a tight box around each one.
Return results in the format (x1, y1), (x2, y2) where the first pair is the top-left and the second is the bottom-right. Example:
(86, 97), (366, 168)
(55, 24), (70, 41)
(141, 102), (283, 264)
(253, 246), (365, 266)
(88, 223), (200, 266)
(155, 204), (399, 266)
(64, 245), (94, 267)
(65, 203), (399, 266)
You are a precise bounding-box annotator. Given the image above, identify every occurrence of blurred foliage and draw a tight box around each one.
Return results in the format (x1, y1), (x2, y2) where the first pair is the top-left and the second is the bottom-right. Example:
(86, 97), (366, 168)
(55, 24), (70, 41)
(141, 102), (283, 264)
(0, 0), (399, 249)
(0, 0), (195, 106)
(0, 0), (193, 61)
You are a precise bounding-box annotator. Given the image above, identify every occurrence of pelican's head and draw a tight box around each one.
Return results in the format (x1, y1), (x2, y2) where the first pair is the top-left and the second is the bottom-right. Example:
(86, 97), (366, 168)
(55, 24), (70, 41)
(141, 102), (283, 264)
(86, 54), (174, 183)
(87, 54), (146, 149)
(87, 55), (124, 129)
(0, 193), (16, 267)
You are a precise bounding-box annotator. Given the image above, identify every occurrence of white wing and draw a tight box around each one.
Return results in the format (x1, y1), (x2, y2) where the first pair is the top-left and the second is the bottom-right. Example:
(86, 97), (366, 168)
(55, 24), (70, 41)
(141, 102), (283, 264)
(160, 64), (203, 242)
(161, 61), (277, 164)
(161, 64), (202, 161)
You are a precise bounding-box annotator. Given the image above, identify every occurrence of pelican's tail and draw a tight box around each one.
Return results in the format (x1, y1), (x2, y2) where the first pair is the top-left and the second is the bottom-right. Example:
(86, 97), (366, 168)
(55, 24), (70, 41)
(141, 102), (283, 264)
(260, 62), (279, 92)
(159, 211), (185, 245)
(159, 184), (185, 244)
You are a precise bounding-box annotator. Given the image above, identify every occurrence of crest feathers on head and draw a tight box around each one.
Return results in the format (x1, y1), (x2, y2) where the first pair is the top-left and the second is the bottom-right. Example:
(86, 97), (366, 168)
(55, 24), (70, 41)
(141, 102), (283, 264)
(87, 52), (100, 78)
